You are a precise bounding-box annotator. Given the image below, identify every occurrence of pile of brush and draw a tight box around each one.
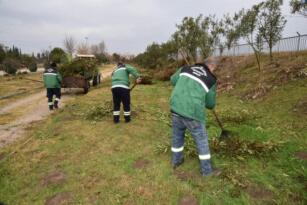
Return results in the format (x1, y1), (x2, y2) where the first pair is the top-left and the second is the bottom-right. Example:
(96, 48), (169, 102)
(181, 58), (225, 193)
(211, 137), (283, 158)
(84, 100), (113, 121)
(139, 74), (153, 85)
(59, 58), (99, 80)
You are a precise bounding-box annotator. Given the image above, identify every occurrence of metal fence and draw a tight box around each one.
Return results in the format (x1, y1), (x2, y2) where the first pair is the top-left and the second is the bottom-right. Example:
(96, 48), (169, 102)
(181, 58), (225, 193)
(213, 34), (307, 56)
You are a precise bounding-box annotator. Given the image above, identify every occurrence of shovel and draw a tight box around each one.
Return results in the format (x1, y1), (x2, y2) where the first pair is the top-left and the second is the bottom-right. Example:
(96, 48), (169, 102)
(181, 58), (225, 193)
(212, 110), (231, 140)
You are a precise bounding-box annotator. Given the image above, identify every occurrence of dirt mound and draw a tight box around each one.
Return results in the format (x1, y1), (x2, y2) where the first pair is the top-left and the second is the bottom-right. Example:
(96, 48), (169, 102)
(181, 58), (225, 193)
(0, 153), (6, 161)
(133, 159), (150, 169)
(293, 98), (307, 117)
(40, 171), (67, 186)
(178, 196), (198, 205)
(246, 184), (273, 201)
(174, 170), (197, 181)
(45, 192), (72, 205)
(295, 151), (307, 160)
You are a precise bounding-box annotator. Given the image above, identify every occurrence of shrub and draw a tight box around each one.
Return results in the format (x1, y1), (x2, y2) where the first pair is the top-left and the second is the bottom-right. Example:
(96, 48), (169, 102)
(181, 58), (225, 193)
(28, 62), (37, 72)
(0, 45), (5, 64)
(3, 58), (20, 75)
(50, 47), (68, 64)
(140, 74), (153, 84)
(154, 67), (176, 81)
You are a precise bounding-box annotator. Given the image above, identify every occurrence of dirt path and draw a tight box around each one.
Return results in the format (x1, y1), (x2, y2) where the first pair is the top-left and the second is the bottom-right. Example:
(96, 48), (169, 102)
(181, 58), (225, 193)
(100, 64), (115, 79)
(0, 91), (70, 148)
(0, 67), (115, 148)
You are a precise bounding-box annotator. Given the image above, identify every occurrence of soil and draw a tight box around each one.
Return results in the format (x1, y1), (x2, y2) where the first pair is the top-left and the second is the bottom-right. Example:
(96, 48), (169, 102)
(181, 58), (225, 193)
(295, 151), (307, 160)
(0, 91), (69, 148)
(178, 196), (198, 205)
(0, 153), (6, 161)
(45, 192), (72, 205)
(246, 184), (274, 201)
(40, 171), (67, 186)
(174, 170), (197, 181)
(133, 159), (150, 169)
(293, 98), (307, 116)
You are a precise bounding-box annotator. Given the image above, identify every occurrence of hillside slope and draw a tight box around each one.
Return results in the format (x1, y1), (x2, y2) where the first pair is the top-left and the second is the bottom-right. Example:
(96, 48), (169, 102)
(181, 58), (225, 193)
(0, 53), (306, 205)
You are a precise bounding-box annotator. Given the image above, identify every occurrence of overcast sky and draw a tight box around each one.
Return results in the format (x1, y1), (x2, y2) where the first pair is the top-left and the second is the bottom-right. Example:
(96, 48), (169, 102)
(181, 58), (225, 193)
(0, 0), (306, 55)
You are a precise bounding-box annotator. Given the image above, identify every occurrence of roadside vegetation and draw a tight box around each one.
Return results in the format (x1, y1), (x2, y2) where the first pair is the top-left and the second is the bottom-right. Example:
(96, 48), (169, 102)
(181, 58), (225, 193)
(0, 72), (43, 107)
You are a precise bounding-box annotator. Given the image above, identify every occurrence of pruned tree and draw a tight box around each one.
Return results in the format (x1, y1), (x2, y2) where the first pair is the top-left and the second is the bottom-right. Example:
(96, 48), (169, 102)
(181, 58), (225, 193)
(199, 15), (224, 60)
(172, 15), (204, 64)
(221, 12), (244, 53)
(259, 0), (286, 61)
(238, 4), (264, 72)
(172, 15), (223, 64)
(63, 36), (76, 57)
(290, 0), (307, 17)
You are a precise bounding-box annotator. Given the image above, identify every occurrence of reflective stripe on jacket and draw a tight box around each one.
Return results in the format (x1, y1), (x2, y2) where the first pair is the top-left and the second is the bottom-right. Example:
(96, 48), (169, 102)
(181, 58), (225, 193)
(170, 63), (217, 123)
(43, 67), (62, 88)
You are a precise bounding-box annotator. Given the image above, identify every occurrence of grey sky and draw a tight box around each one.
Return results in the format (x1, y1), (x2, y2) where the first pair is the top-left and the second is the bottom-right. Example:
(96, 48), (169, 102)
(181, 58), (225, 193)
(0, 0), (306, 55)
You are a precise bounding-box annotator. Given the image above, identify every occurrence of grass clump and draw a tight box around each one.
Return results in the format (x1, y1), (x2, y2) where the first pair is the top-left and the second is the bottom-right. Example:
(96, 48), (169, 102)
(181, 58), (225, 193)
(84, 100), (113, 121)
(211, 137), (283, 158)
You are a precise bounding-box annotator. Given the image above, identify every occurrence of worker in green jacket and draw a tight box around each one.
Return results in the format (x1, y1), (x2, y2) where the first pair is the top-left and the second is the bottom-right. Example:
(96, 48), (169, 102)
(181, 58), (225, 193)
(111, 62), (141, 123)
(170, 57), (221, 176)
(43, 62), (62, 110)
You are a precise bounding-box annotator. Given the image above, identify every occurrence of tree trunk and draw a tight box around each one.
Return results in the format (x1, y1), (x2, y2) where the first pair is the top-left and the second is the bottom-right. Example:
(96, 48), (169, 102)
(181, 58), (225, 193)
(269, 46), (273, 62)
(252, 47), (263, 86)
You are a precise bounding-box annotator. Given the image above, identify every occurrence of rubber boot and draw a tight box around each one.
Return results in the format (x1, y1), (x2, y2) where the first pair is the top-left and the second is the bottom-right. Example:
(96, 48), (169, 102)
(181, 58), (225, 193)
(124, 116), (131, 123)
(113, 115), (120, 123)
(54, 100), (59, 109)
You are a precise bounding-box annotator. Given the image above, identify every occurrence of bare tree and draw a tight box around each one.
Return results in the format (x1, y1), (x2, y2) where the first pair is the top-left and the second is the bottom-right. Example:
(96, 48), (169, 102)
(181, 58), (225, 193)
(77, 43), (90, 54)
(63, 36), (76, 56)
(91, 41), (107, 55)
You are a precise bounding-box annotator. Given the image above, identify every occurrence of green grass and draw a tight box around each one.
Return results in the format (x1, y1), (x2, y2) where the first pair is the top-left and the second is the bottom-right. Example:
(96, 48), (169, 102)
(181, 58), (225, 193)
(0, 72), (44, 107)
(0, 60), (306, 204)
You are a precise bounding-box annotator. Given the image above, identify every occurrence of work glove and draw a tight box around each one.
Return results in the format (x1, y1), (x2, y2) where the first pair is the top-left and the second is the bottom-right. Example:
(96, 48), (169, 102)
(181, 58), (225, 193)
(136, 77), (142, 84)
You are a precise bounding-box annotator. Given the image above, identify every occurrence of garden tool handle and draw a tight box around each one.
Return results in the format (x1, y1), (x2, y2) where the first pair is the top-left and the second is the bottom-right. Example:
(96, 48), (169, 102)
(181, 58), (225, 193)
(130, 82), (137, 91)
(212, 109), (224, 130)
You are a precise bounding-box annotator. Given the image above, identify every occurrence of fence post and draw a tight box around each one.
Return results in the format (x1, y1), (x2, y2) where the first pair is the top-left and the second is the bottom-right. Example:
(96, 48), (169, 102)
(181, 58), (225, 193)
(297, 32), (301, 52)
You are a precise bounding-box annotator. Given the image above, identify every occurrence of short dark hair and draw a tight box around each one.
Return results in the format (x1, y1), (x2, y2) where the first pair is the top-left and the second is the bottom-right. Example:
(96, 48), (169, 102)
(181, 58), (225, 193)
(117, 62), (124, 67)
(50, 62), (57, 67)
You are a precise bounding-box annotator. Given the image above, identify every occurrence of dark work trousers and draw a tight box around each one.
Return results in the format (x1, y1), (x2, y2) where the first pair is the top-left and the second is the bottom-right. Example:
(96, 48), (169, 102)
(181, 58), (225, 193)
(46, 88), (61, 110)
(112, 87), (131, 123)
